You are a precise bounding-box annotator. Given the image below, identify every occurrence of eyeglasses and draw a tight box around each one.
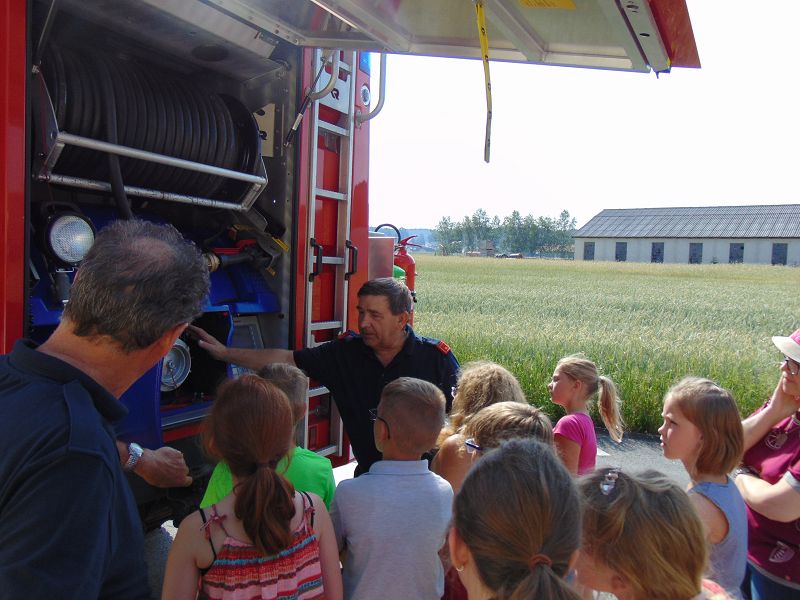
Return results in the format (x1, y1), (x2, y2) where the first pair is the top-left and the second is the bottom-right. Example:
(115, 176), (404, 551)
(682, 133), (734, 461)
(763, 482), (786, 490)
(369, 408), (391, 438)
(464, 438), (482, 455)
(783, 356), (800, 376)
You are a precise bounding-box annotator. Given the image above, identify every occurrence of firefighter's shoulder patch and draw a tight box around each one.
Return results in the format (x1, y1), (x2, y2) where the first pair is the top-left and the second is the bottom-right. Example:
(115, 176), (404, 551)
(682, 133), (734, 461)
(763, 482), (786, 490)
(337, 329), (358, 341)
(419, 335), (452, 355)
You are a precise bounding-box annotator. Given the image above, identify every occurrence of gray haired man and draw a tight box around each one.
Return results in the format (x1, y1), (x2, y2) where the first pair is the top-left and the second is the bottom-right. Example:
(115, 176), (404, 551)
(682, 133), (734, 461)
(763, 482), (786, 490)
(0, 220), (209, 599)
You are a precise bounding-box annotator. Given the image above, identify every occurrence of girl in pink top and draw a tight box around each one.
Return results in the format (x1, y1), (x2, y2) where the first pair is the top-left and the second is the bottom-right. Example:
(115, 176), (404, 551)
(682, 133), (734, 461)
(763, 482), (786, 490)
(548, 355), (623, 475)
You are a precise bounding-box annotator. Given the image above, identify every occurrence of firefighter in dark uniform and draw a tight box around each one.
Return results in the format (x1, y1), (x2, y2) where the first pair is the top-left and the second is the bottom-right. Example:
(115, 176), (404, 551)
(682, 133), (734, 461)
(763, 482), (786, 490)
(191, 278), (459, 474)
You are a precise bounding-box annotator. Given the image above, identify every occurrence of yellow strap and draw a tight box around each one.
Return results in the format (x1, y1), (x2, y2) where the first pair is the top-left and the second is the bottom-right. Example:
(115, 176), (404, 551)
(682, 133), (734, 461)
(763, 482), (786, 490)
(475, 1), (492, 163)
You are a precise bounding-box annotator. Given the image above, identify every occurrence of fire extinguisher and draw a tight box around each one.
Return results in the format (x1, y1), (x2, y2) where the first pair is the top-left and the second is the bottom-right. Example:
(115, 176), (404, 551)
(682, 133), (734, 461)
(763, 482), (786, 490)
(374, 224), (421, 317)
(394, 235), (418, 302)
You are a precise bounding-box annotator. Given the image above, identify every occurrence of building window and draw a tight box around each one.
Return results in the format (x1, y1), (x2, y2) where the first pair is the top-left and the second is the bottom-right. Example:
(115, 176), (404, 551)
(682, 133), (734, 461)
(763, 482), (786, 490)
(651, 242), (664, 263)
(615, 242), (627, 262)
(583, 242), (595, 261)
(729, 243), (744, 263)
(772, 243), (788, 265)
(689, 243), (703, 264)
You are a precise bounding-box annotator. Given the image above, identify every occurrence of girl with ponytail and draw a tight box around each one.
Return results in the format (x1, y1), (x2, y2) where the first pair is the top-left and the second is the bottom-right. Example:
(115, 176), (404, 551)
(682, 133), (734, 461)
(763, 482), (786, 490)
(548, 354), (623, 475)
(448, 439), (582, 600)
(162, 375), (342, 600)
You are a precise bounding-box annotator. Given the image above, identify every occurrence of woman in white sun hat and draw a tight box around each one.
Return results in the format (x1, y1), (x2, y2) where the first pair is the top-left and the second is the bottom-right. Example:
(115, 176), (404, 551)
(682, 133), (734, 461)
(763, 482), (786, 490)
(734, 328), (800, 599)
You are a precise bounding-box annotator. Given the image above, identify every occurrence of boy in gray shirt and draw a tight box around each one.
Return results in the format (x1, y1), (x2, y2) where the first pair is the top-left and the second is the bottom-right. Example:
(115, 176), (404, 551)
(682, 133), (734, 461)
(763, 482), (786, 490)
(331, 377), (453, 600)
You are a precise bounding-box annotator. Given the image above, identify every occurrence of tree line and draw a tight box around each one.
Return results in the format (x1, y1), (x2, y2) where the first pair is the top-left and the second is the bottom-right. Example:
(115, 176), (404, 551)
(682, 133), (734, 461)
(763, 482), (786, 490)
(434, 209), (577, 257)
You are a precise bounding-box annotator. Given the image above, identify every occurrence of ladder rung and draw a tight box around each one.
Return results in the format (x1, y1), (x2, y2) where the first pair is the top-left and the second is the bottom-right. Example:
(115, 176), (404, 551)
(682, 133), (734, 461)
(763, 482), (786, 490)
(318, 120), (348, 137)
(315, 444), (339, 457)
(309, 320), (343, 331)
(308, 385), (330, 398)
(315, 188), (346, 201)
(321, 256), (345, 265)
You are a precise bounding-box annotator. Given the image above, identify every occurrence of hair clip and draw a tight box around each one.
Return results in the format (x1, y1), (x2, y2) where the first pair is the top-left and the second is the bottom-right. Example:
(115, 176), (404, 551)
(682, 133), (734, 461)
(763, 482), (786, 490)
(600, 468), (621, 495)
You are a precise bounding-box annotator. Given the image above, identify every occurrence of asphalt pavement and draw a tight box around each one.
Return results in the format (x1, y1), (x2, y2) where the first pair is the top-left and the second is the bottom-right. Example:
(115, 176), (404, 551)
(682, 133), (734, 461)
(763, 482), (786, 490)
(143, 430), (688, 599)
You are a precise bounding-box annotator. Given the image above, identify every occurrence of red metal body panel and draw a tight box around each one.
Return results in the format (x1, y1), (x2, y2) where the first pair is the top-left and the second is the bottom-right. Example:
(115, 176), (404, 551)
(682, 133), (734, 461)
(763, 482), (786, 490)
(347, 61), (370, 332)
(0, 0), (27, 353)
(649, 0), (701, 68)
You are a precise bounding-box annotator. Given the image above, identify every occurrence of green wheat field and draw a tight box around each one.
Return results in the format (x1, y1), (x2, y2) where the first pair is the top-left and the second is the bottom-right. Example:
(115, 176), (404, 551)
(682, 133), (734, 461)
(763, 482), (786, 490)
(411, 255), (799, 433)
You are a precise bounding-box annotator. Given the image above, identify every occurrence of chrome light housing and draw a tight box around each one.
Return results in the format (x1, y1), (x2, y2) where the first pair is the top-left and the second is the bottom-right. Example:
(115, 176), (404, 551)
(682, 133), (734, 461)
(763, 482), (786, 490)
(46, 214), (95, 265)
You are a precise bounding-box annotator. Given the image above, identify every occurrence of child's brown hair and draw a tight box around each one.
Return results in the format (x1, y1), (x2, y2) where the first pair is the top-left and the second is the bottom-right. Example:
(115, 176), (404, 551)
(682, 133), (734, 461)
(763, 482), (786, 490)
(203, 374), (296, 555)
(380, 377), (446, 455)
(665, 376), (743, 476)
(462, 401), (553, 449)
(557, 354), (624, 442)
(453, 439), (581, 600)
(579, 469), (708, 600)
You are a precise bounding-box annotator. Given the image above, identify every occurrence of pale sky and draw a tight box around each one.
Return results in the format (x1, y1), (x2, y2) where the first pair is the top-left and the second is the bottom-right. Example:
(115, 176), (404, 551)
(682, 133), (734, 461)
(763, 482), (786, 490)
(368, 0), (800, 229)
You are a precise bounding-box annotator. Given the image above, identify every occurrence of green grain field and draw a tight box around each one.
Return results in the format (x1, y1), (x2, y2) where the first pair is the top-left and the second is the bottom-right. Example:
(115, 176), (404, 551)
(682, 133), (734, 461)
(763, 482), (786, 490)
(411, 255), (799, 433)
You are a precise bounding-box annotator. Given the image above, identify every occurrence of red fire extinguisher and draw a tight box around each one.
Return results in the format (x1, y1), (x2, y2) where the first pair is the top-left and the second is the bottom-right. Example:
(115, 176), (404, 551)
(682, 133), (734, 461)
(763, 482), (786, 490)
(374, 225), (421, 319)
(395, 235), (418, 299)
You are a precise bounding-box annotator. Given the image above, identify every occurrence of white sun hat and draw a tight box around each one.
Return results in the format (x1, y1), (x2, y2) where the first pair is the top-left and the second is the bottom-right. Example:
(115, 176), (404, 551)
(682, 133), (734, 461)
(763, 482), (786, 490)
(773, 329), (800, 364)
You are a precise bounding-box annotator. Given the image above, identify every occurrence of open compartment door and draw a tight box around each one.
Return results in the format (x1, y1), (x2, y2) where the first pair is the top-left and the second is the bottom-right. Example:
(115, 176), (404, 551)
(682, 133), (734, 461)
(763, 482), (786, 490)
(206, 0), (699, 73)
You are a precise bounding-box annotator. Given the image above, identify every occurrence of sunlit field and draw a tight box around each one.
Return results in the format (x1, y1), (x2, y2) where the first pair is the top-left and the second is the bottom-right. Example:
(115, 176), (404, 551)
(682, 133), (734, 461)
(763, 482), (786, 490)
(412, 255), (799, 433)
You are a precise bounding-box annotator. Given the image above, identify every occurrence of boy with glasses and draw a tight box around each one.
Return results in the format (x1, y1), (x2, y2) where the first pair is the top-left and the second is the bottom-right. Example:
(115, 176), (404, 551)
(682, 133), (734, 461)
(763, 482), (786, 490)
(331, 377), (453, 600)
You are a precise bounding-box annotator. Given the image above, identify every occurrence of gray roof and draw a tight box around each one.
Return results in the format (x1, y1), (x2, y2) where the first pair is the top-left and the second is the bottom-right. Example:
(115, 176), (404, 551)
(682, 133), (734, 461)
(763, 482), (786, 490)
(575, 205), (800, 239)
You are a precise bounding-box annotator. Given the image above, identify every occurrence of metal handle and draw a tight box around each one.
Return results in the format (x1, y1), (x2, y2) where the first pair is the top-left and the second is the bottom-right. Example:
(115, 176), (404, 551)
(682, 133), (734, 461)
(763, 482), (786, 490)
(309, 238), (323, 281)
(345, 240), (358, 280)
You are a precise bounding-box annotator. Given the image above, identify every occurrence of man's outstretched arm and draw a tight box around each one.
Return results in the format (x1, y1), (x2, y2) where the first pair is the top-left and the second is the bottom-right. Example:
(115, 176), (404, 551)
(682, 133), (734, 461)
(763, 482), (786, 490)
(188, 324), (295, 370)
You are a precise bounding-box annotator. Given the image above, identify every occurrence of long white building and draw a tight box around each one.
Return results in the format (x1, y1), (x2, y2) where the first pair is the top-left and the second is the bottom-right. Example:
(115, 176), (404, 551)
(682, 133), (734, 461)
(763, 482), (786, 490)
(574, 205), (800, 265)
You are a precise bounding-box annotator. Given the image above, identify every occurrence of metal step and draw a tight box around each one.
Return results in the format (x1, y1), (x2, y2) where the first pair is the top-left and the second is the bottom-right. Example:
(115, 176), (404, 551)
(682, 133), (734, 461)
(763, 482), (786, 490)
(315, 188), (346, 201)
(309, 320), (343, 331)
(318, 120), (348, 137)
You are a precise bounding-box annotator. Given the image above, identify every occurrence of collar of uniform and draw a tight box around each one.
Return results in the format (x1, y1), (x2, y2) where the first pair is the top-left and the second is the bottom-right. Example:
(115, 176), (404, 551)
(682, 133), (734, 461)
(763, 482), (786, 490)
(367, 459), (430, 475)
(8, 339), (128, 423)
(400, 325), (417, 356)
(356, 325), (417, 359)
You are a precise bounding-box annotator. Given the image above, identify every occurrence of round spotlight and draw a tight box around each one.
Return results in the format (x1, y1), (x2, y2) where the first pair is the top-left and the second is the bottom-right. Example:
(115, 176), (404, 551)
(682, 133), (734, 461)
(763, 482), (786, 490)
(47, 214), (95, 265)
(161, 339), (192, 392)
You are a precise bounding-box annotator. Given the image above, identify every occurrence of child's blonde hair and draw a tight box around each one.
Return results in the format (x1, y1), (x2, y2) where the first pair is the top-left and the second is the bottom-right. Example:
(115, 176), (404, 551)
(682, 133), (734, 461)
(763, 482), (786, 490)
(579, 469), (708, 600)
(462, 401), (553, 449)
(440, 361), (526, 445)
(257, 363), (309, 426)
(557, 354), (623, 442)
(453, 439), (581, 600)
(665, 376), (743, 476)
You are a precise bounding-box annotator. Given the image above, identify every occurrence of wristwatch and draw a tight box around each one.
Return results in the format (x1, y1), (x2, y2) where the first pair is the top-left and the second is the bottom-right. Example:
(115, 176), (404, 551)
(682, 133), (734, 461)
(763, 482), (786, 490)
(123, 442), (144, 472)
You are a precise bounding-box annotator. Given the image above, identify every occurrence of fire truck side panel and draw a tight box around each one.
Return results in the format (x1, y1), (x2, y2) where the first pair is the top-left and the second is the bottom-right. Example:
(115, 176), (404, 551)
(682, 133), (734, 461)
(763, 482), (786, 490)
(0, 0), (27, 354)
(5, 2), (370, 527)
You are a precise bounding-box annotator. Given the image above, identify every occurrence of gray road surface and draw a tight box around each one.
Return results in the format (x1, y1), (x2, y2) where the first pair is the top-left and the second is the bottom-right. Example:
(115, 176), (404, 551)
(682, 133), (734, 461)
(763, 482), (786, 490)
(144, 430), (687, 599)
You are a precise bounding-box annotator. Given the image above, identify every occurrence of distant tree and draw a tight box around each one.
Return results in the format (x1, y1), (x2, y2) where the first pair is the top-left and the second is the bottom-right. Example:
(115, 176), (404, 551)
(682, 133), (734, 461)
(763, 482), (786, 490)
(434, 217), (462, 255)
(502, 210), (525, 253)
(522, 214), (538, 254)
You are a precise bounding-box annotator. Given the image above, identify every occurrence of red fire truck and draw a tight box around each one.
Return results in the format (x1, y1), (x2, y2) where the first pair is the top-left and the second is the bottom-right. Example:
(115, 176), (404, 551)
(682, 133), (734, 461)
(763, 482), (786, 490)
(0, 0), (699, 528)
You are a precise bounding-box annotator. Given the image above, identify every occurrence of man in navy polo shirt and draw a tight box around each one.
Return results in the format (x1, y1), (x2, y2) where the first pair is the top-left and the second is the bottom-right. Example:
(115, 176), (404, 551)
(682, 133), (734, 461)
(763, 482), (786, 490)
(0, 220), (209, 599)
(191, 278), (459, 474)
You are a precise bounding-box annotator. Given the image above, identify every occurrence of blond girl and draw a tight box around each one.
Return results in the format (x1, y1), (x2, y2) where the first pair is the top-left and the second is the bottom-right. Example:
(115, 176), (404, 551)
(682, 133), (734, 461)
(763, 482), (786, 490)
(548, 354), (623, 475)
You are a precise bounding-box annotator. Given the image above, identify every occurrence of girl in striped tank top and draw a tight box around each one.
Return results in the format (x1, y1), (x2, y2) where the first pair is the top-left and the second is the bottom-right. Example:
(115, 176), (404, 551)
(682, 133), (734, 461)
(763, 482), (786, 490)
(162, 375), (342, 600)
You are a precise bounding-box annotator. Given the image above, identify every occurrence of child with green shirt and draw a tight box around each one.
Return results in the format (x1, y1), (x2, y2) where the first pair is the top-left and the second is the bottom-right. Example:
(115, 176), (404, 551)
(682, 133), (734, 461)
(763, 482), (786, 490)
(201, 363), (336, 509)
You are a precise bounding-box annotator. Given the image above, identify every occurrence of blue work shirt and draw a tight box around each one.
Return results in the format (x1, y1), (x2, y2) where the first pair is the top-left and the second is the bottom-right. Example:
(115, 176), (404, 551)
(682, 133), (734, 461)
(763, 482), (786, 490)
(0, 340), (149, 599)
(294, 326), (459, 474)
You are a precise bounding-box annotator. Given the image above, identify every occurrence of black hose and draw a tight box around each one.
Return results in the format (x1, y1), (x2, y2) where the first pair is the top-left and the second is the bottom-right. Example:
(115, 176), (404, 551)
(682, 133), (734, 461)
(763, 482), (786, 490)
(374, 223), (401, 245)
(99, 60), (133, 219)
